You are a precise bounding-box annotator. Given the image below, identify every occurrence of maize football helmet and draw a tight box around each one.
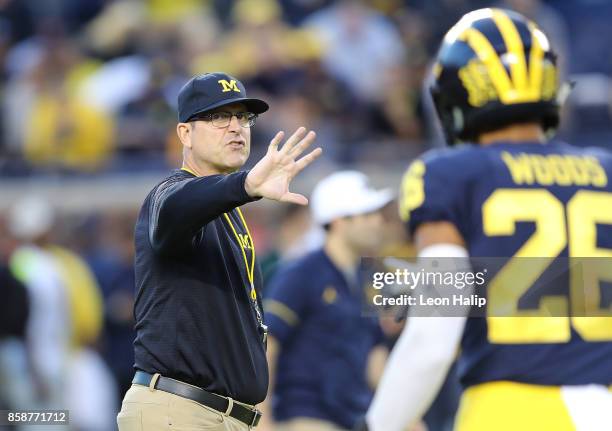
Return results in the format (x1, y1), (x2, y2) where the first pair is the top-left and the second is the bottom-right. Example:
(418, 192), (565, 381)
(430, 8), (562, 145)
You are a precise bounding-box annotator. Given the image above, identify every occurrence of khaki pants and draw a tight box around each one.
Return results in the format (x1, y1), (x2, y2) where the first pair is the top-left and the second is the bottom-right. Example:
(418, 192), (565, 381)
(275, 418), (348, 431)
(117, 383), (251, 431)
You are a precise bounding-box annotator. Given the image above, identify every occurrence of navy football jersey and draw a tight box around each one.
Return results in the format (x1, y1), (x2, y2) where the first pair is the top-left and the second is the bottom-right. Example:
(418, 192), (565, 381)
(399, 141), (612, 387)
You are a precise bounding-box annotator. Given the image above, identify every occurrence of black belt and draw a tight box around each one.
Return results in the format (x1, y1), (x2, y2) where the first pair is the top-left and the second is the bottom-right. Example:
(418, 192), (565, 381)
(132, 371), (261, 428)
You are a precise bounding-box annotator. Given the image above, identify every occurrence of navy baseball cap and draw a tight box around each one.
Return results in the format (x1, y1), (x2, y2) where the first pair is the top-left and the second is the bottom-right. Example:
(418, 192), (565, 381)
(177, 72), (269, 122)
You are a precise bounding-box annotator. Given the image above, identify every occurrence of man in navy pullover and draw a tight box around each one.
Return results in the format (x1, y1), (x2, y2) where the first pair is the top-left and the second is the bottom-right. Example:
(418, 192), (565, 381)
(117, 72), (321, 431)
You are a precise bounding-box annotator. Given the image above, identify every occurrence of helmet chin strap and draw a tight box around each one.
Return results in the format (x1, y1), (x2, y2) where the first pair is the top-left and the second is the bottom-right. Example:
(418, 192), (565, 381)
(556, 81), (575, 107)
(543, 80), (574, 140)
(452, 107), (464, 140)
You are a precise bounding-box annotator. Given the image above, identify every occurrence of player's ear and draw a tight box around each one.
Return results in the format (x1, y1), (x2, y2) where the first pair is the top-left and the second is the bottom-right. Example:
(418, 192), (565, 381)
(176, 122), (193, 149)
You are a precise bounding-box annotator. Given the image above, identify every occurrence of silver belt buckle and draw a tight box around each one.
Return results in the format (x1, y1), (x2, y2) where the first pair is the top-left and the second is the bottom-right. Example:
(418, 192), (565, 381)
(251, 409), (262, 428)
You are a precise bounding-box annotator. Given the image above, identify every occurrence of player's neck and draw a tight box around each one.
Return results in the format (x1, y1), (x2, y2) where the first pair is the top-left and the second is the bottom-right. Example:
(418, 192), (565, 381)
(478, 123), (546, 146)
(324, 236), (359, 273)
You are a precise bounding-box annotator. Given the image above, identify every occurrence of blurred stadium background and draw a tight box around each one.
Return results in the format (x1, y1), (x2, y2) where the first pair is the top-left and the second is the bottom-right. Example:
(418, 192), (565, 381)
(0, 0), (611, 429)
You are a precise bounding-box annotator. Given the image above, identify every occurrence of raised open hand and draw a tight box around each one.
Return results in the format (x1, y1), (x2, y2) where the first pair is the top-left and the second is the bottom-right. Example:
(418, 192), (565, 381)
(245, 127), (322, 205)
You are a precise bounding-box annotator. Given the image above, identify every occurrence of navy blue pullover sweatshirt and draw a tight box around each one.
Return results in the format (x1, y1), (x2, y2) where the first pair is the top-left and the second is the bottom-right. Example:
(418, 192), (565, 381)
(133, 169), (267, 404)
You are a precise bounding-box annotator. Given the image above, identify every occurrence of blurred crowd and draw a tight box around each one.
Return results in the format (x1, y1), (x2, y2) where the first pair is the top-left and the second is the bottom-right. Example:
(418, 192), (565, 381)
(1, 0), (610, 176)
(1, 0), (612, 430)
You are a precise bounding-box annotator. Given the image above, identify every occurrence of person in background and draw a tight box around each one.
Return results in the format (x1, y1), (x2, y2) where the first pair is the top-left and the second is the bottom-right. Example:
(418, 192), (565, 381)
(261, 171), (421, 431)
(0, 260), (30, 429)
(7, 196), (71, 411)
(7, 196), (117, 430)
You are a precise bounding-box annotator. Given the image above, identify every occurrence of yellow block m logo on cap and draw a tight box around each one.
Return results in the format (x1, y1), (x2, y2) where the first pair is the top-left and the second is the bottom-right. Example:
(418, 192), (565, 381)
(218, 79), (241, 93)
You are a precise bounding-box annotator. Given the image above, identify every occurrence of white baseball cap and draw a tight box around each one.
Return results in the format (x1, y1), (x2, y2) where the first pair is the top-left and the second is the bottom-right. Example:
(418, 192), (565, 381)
(8, 196), (55, 240)
(311, 171), (394, 225)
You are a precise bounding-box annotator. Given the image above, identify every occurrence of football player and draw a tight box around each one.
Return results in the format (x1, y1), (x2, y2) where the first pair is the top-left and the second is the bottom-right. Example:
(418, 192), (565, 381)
(363, 8), (612, 431)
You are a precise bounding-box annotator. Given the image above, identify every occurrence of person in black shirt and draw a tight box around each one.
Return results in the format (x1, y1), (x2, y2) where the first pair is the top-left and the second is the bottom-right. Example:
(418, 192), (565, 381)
(117, 72), (321, 431)
(0, 265), (29, 340)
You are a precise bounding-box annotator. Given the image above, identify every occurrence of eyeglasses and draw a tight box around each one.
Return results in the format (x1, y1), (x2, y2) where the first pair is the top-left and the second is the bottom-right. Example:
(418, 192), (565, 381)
(190, 111), (258, 128)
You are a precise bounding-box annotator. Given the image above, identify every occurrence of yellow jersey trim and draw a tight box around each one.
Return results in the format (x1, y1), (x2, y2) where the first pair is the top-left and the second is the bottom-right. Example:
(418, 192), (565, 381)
(264, 299), (300, 326)
(181, 166), (198, 176)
